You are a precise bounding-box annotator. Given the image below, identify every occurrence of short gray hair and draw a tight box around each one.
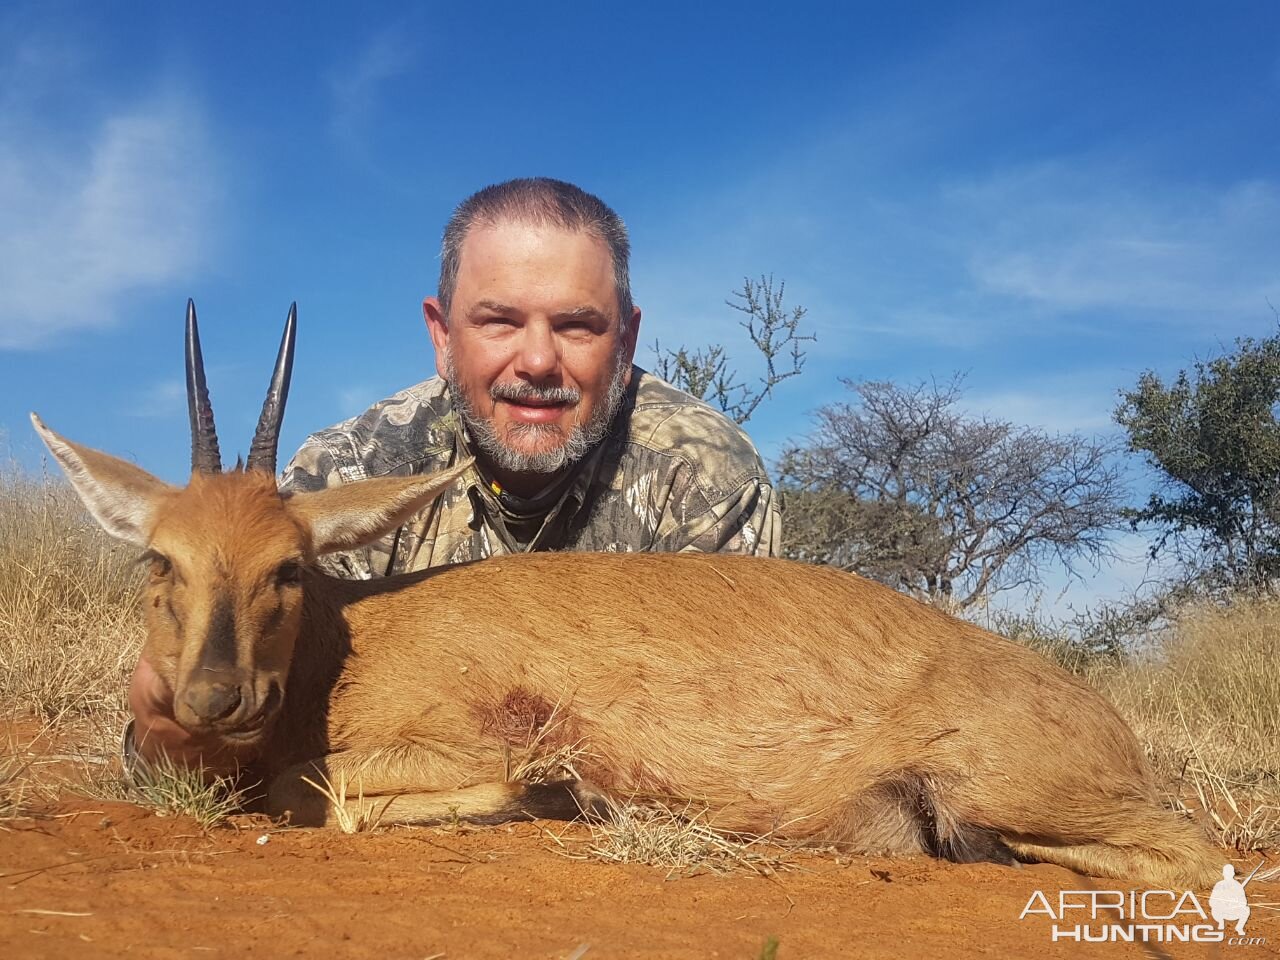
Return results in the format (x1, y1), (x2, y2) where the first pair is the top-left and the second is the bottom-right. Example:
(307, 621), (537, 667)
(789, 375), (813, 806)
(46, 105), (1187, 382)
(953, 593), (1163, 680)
(438, 178), (633, 327)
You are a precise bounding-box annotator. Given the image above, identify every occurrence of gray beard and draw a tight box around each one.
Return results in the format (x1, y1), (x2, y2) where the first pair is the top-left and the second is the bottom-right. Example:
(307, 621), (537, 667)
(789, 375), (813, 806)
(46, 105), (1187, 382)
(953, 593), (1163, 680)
(445, 352), (628, 476)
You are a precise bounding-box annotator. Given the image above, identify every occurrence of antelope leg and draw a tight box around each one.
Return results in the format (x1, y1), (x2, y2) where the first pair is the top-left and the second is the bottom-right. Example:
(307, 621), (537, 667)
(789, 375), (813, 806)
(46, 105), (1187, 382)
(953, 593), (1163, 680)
(267, 751), (609, 827)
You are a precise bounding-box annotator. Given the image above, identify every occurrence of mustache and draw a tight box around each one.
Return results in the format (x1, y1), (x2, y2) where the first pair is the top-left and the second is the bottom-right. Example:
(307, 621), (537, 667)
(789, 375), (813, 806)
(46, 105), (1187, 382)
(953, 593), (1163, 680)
(490, 381), (581, 405)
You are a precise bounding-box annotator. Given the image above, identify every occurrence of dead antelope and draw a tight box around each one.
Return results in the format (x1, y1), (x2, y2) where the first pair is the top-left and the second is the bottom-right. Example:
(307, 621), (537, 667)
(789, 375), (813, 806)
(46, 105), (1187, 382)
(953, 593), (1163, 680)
(33, 301), (1219, 887)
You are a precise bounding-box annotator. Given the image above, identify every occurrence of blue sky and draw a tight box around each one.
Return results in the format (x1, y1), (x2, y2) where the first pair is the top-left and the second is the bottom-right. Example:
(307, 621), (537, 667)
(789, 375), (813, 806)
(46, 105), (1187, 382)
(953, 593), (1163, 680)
(2, 2), (1278, 608)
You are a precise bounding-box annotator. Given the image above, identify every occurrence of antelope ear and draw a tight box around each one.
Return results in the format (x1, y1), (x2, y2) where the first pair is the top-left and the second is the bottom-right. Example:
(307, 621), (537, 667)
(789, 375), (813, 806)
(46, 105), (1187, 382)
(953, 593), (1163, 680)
(287, 459), (475, 555)
(31, 413), (175, 547)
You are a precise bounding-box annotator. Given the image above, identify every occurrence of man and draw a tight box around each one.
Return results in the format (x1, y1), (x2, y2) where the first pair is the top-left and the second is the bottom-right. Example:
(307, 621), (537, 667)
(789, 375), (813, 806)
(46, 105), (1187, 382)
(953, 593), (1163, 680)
(128, 177), (781, 769)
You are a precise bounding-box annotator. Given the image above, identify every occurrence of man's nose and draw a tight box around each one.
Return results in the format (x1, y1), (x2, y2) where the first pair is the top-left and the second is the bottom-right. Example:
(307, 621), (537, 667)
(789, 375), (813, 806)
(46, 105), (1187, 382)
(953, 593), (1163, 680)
(512, 322), (559, 379)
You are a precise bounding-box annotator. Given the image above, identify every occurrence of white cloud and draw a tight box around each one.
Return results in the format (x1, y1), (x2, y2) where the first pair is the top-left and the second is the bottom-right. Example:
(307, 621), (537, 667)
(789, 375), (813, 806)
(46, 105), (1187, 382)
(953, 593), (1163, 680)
(0, 44), (221, 350)
(953, 169), (1280, 317)
(634, 82), (1280, 356)
(328, 29), (414, 148)
(640, 162), (1280, 361)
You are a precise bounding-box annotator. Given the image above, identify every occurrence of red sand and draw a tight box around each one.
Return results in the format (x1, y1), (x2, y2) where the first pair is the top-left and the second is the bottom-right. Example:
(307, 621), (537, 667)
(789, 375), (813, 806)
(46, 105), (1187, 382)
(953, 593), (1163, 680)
(3, 797), (1275, 959)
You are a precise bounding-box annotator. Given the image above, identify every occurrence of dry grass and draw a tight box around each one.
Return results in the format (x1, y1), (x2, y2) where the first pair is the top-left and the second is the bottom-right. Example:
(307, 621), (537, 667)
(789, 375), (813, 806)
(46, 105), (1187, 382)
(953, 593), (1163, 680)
(1095, 597), (1280, 852)
(504, 701), (593, 785)
(92, 752), (251, 830)
(0, 465), (143, 726)
(0, 754), (32, 823)
(1, 722), (91, 825)
(549, 800), (795, 878)
(301, 769), (394, 834)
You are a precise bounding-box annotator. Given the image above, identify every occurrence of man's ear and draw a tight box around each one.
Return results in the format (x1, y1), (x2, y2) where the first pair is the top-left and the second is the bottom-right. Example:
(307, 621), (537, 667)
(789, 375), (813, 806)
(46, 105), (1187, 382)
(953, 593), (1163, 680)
(424, 296), (450, 380)
(622, 306), (641, 388)
(287, 458), (475, 555)
(30, 413), (174, 547)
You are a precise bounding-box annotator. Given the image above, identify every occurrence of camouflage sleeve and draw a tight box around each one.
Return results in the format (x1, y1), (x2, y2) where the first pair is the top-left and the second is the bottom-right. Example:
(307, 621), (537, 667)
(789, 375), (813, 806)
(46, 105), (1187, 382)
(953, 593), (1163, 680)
(651, 476), (782, 557)
(278, 436), (379, 580)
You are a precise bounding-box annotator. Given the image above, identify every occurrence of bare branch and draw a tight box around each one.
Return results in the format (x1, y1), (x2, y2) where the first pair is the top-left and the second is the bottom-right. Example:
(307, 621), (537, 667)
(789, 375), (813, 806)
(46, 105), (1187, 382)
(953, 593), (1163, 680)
(652, 275), (815, 424)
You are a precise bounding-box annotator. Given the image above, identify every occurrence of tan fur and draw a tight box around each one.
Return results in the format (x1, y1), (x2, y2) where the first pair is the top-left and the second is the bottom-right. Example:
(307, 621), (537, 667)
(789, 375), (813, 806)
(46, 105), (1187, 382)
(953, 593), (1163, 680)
(35, 424), (1221, 887)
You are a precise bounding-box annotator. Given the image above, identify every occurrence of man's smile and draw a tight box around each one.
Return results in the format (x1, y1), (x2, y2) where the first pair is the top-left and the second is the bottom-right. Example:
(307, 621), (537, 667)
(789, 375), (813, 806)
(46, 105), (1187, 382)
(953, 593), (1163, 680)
(502, 397), (572, 424)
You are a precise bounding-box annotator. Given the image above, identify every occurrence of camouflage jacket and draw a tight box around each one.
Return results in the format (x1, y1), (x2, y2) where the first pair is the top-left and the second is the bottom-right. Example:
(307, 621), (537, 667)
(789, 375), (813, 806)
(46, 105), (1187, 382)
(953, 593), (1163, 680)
(279, 368), (781, 578)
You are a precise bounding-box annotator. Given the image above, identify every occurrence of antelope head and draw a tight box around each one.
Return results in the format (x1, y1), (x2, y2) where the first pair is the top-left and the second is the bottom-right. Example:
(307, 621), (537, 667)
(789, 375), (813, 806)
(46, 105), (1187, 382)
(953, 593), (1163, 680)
(33, 301), (470, 744)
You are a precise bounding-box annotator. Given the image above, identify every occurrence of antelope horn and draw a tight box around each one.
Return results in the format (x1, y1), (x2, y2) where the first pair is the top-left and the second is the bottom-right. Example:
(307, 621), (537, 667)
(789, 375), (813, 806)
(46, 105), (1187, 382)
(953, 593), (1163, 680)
(185, 299), (222, 474)
(245, 302), (297, 475)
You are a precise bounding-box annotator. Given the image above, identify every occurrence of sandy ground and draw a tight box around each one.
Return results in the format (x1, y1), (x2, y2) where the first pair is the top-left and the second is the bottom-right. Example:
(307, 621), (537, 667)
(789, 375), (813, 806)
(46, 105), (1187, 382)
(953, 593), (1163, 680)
(2, 719), (1275, 959)
(1, 798), (1275, 960)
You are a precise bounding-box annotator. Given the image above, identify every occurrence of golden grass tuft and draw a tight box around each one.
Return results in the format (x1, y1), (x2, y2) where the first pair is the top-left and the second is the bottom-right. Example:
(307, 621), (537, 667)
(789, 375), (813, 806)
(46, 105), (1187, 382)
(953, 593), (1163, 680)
(550, 800), (794, 878)
(1095, 597), (1280, 851)
(301, 769), (394, 834)
(0, 465), (143, 725)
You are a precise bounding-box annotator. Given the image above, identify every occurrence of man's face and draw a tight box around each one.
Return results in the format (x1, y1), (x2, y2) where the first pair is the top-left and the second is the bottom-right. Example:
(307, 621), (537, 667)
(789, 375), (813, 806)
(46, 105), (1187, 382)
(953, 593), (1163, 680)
(424, 221), (641, 483)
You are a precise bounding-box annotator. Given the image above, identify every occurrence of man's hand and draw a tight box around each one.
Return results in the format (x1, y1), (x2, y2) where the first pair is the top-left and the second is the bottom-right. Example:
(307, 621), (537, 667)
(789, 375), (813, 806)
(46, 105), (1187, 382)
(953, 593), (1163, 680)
(128, 658), (256, 777)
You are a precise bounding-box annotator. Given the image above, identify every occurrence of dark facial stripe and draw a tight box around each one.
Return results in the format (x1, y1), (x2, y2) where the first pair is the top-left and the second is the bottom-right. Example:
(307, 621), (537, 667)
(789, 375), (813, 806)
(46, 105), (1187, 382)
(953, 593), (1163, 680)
(195, 593), (238, 674)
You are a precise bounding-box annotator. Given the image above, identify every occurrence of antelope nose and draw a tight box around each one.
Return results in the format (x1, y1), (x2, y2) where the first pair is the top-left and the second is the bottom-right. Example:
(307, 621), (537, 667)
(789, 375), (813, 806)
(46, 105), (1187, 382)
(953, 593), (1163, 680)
(183, 682), (242, 723)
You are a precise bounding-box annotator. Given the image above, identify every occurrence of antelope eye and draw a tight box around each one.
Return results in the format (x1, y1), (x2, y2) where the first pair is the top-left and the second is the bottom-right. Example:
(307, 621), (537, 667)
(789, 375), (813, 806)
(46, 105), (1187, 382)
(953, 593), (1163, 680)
(145, 553), (173, 578)
(276, 560), (303, 586)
